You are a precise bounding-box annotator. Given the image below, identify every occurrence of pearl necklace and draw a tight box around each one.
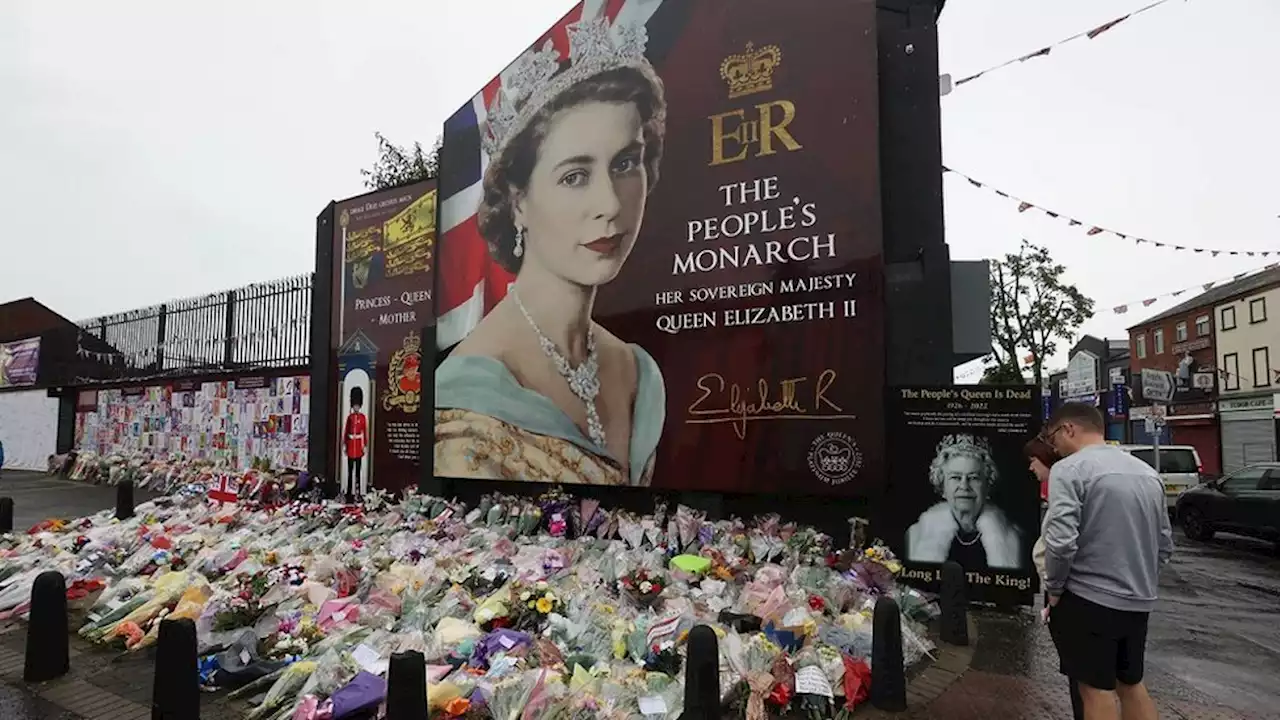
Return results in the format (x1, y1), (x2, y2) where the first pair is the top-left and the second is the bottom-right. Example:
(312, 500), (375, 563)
(511, 287), (606, 448)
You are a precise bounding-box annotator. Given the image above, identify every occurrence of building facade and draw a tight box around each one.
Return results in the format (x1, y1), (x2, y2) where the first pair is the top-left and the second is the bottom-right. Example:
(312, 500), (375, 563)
(1128, 303), (1221, 476)
(1214, 272), (1280, 471)
(1048, 335), (1131, 442)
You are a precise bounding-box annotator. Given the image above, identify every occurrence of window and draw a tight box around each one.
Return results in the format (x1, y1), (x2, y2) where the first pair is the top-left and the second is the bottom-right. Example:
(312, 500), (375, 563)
(1136, 334), (1146, 359)
(1250, 297), (1267, 324)
(1221, 306), (1237, 330)
(1154, 328), (1165, 354)
(1175, 322), (1188, 342)
(1223, 353), (1240, 391)
(1253, 347), (1272, 387)
(1222, 467), (1268, 493)
(1261, 471), (1280, 492)
(1129, 449), (1198, 473)
(1196, 315), (1210, 337)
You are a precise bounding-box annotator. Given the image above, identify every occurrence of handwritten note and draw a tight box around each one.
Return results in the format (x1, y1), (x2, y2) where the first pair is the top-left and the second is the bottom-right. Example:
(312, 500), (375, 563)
(795, 666), (834, 697)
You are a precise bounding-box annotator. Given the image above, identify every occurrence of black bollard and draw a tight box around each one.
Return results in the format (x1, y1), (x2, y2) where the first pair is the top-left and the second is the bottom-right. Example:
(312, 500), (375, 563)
(869, 596), (907, 712)
(116, 479), (134, 521)
(385, 650), (428, 720)
(152, 618), (199, 720)
(24, 571), (69, 683)
(939, 560), (969, 646)
(0, 497), (12, 533)
(681, 625), (720, 720)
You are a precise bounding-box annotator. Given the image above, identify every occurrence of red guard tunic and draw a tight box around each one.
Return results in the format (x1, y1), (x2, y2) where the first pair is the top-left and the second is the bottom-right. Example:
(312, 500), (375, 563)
(344, 411), (368, 459)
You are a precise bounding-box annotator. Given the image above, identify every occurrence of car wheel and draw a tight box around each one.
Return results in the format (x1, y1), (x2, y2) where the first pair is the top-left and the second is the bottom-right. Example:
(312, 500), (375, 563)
(1181, 507), (1214, 541)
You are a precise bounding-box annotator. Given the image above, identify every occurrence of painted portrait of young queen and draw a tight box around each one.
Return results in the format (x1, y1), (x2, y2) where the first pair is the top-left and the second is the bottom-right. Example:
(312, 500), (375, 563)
(434, 12), (669, 486)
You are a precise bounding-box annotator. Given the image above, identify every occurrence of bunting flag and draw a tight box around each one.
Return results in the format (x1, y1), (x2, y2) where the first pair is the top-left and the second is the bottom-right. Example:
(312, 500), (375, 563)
(950, 0), (1184, 89)
(1106, 262), (1279, 315)
(945, 167), (1276, 258)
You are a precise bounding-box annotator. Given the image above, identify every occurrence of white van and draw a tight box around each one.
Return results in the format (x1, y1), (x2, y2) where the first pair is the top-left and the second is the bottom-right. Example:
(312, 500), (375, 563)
(1116, 444), (1203, 508)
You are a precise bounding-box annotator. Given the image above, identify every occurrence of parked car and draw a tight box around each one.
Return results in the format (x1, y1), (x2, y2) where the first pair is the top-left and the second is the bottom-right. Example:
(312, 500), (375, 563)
(1116, 444), (1204, 508)
(1175, 462), (1280, 549)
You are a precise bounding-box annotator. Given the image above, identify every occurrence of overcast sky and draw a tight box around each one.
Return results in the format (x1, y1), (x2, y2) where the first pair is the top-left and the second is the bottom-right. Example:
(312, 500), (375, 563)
(2, 0), (1276, 375)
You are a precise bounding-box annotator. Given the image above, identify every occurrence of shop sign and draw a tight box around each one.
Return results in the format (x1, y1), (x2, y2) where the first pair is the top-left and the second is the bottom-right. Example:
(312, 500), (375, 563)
(1219, 395), (1274, 413)
(1172, 336), (1211, 355)
(1065, 352), (1099, 398)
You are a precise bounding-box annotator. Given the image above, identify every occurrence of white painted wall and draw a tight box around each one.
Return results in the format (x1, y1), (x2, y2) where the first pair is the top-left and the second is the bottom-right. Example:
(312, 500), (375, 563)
(0, 389), (58, 470)
(1215, 284), (1279, 394)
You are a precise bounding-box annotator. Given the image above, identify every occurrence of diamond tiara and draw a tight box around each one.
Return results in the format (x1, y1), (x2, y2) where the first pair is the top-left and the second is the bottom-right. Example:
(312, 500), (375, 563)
(482, 14), (652, 159)
(936, 434), (991, 456)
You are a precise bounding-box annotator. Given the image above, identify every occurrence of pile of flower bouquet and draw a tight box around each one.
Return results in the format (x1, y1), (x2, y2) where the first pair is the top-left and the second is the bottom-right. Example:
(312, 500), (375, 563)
(0, 483), (938, 719)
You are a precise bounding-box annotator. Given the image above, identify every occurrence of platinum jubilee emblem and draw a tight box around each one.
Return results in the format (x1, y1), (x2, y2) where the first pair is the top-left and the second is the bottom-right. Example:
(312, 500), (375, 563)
(808, 432), (864, 486)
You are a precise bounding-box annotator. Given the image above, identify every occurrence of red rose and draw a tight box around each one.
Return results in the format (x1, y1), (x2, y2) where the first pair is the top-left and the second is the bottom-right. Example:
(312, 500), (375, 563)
(808, 595), (825, 611)
(650, 584), (662, 594)
(768, 683), (792, 707)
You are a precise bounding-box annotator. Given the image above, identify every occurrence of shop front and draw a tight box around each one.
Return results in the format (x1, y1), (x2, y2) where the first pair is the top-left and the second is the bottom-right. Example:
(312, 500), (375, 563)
(1219, 394), (1278, 473)
(1129, 402), (1220, 475)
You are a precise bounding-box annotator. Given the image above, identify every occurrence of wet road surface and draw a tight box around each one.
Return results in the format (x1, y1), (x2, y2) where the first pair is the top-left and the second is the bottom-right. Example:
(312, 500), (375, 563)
(968, 529), (1280, 718)
(0, 471), (159, 532)
(1149, 530), (1280, 716)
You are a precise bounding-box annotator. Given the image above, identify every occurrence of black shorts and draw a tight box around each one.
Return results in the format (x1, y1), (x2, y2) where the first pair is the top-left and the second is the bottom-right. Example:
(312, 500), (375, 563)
(1049, 590), (1149, 691)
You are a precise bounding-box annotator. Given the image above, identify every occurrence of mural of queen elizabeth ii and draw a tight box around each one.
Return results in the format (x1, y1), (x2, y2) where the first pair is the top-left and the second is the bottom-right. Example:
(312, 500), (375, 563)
(434, 10), (668, 486)
(906, 434), (1024, 571)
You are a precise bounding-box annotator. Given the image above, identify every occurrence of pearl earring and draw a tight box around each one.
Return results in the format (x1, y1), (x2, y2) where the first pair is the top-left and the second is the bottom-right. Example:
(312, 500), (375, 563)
(514, 226), (525, 258)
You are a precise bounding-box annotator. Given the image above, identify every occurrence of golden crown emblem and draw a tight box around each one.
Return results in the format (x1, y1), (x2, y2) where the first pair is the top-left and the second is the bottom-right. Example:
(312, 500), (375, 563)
(402, 331), (422, 354)
(339, 209), (350, 229)
(720, 42), (782, 99)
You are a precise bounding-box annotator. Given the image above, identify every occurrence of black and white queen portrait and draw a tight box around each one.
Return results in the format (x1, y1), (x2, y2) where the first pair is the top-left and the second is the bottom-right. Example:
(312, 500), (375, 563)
(905, 434), (1023, 571)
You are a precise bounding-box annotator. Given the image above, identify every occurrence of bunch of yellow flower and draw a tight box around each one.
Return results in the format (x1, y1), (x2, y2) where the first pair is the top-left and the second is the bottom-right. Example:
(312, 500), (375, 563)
(863, 544), (903, 575)
(512, 580), (561, 629)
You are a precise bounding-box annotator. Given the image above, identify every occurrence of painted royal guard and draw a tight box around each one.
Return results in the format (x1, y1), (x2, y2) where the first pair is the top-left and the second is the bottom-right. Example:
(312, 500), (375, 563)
(343, 386), (368, 503)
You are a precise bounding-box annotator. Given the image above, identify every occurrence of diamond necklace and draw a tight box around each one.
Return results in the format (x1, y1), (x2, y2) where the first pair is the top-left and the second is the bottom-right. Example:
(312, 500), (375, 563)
(511, 287), (606, 448)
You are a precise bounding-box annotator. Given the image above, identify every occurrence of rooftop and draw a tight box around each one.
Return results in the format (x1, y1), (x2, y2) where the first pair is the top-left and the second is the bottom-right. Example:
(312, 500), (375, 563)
(1127, 265), (1280, 330)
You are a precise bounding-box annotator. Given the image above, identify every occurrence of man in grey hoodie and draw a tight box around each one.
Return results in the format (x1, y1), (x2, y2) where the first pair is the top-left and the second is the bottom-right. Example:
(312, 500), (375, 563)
(1042, 402), (1174, 720)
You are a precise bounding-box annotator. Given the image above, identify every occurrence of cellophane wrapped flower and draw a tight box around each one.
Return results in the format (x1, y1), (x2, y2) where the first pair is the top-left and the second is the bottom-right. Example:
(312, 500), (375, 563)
(511, 581), (561, 631)
(619, 567), (665, 608)
(212, 571), (270, 631)
(485, 672), (537, 720)
(725, 631), (782, 720)
(538, 488), (574, 538)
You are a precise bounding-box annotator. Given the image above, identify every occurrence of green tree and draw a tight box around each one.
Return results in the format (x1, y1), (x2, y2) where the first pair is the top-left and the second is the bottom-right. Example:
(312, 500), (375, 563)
(987, 240), (1095, 387)
(980, 362), (1028, 385)
(361, 132), (442, 190)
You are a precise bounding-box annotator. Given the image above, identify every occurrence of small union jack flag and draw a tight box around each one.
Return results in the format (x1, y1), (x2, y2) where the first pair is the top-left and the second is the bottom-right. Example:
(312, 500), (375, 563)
(208, 473), (240, 503)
